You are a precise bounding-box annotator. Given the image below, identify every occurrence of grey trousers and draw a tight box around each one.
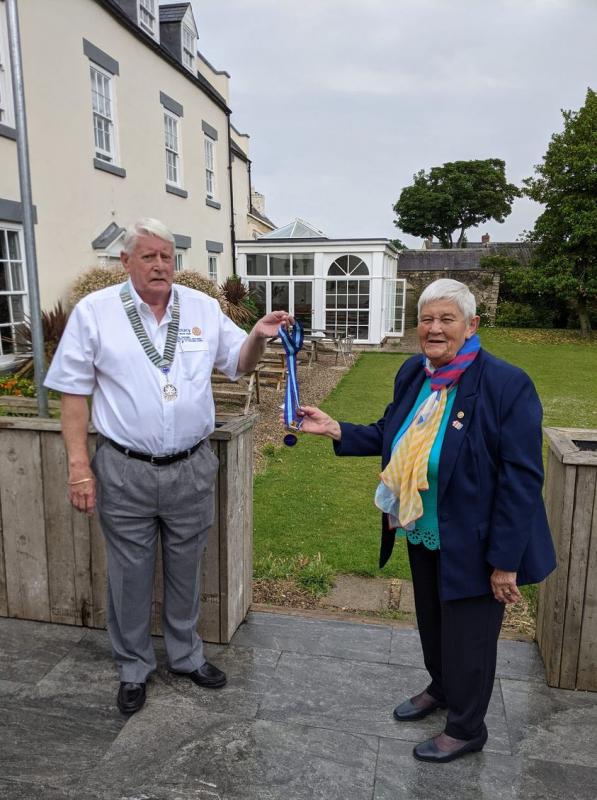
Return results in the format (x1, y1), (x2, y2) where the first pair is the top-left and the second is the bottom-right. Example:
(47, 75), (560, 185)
(93, 438), (218, 683)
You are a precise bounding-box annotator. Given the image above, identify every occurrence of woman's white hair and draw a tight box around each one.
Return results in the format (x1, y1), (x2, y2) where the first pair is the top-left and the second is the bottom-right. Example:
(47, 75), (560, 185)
(122, 218), (175, 254)
(417, 278), (477, 323)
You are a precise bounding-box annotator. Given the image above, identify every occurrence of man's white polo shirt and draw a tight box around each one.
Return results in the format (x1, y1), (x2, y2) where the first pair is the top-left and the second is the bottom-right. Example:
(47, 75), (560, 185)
(45, 281), (248, 455)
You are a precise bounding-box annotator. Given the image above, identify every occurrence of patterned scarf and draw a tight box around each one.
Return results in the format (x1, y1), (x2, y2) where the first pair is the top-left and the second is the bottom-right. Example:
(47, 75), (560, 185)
(376, 334), (480, 530)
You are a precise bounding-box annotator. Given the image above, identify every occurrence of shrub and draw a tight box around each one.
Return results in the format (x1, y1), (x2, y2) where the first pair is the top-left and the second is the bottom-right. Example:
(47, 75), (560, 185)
(0, 374), (37, 397)
(253, 552), (335, 598)
(496, 301), (557, 328)
(70, 266), (225, 309)
(7, 302), (70, 379)
(219, 276), (258, 331)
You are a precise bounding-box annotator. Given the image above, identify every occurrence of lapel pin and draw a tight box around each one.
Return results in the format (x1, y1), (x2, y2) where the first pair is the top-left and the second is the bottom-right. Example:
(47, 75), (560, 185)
(457, 411), (465, 419)
(452, 420), (463, 430)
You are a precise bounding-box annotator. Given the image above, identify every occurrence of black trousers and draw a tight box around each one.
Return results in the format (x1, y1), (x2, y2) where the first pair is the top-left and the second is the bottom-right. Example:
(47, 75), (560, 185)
(408, 541), (505, 740)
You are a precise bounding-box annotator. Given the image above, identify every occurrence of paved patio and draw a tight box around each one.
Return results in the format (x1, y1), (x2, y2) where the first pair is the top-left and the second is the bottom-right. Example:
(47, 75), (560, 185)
(1, 611), (596, 799)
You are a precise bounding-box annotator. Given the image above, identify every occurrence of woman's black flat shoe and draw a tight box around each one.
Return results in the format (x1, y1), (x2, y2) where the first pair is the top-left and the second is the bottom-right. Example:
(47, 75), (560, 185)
(413, 729), (488, 763)
(393, 696), (446, 721)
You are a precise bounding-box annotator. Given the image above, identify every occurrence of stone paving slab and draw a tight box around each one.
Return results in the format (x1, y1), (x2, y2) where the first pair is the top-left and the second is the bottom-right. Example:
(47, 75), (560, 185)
(373, 739), (597, 800)
(79, 711), (379, 800)
(257, 650), (511, 754)
(230, 610), (393, 663)
(1, 612), (596, 800)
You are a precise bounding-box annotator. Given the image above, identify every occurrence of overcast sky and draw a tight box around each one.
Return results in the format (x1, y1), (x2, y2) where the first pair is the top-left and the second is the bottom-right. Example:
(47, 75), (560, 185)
(187, 0), (596, 246)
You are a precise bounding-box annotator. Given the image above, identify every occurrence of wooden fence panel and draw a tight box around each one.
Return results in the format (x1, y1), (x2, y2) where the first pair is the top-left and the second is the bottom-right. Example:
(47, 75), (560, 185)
(560, 467), (596, 688)
(41, 432), (79, 625)
(0, 430), (50, 620)
(0, 417), (254, 643)
(577, 483), (597, 690)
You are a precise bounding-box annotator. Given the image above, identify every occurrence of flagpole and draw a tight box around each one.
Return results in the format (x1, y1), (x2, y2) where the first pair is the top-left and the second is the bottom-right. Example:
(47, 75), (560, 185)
(6, 0), (48, 416)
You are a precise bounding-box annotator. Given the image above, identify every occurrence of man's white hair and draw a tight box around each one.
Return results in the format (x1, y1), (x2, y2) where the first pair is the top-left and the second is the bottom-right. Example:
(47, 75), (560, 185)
(122, 218), (175, 254)
(417, 278), (477, 323)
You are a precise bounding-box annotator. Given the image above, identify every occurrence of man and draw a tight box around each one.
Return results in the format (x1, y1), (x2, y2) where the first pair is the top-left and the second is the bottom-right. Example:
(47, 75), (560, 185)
(45, 218), (290, 715)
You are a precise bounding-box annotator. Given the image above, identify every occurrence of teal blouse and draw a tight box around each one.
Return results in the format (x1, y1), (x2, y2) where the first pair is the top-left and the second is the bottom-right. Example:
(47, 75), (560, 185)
(393, 379), (457, 550)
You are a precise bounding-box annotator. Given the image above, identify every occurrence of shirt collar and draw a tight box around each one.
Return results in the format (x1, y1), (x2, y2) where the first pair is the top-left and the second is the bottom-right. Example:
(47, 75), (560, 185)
(127, 279), (174, 319)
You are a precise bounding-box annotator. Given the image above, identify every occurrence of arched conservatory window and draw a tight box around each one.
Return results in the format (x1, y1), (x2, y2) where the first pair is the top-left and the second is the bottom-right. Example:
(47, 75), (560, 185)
(326, 255), (370, 339)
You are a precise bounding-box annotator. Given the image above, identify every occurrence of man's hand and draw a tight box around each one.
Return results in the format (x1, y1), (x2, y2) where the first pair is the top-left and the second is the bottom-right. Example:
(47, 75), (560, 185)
(252, 310), (294, 339)
(490, 568), (521, 604)
(68, 469), (96, 516)
(237, 311), (295, 373)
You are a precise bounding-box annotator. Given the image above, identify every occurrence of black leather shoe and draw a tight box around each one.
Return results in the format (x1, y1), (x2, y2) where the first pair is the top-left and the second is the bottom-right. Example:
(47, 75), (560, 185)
(169, 661), (227, 689)
(117, 682), (146, 715)
(393, 695), (447, 721)
(413, 728), (488, 763)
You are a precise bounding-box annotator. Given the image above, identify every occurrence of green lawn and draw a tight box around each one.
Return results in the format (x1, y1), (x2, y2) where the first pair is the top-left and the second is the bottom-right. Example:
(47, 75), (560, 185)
(253, 330), (597, 580)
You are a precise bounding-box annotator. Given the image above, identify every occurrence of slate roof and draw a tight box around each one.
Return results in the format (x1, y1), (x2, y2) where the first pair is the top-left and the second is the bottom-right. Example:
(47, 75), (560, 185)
(91, 222), (125, 250)
(158, 3), (189, 23)
(249, 206), (276, 228)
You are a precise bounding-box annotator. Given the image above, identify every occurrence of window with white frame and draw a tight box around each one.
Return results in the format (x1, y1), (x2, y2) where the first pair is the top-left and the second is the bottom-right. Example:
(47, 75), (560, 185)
(204, 135), (216, 199)
(0, 226), (27, 357)
(138, 0), (157, 37)
(90, 64), (117, 163)
(0, 3), (14, 127)
(175, 250), (184, 272)
(325, 255), (370, 340)
(182, 25), (195, 71)
(164, 110), (182, 186)
(208, 254), (218, 282)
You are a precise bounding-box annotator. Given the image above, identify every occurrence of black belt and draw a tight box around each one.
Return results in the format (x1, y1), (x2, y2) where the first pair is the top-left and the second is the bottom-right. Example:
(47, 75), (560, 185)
(106, 437), (203, 466)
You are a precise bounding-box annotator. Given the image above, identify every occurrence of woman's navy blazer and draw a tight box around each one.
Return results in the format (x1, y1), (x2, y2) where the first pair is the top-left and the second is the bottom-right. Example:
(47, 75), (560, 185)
(334, 349), (557, 601)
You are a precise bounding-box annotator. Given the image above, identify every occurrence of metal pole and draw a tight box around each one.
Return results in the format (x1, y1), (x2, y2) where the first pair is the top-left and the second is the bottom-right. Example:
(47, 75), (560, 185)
(6, 0), (48, 416)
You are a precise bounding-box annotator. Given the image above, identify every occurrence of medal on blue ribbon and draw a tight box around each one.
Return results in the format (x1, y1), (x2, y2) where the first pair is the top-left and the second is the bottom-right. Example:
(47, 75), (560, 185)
(278, 320), (304, 446)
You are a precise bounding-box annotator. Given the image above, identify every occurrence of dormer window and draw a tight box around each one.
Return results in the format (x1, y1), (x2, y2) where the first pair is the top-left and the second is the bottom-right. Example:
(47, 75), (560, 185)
(182, 24), (195, 71)
(138, 0), (157, 39)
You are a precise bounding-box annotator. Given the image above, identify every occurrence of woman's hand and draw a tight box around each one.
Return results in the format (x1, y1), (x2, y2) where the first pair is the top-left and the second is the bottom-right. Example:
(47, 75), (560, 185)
(296, 406), (342, 440)
(490, 568), (522, 604)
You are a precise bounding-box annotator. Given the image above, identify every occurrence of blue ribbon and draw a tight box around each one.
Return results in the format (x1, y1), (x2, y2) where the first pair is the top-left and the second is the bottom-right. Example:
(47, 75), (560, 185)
(278, 320), (304, 434)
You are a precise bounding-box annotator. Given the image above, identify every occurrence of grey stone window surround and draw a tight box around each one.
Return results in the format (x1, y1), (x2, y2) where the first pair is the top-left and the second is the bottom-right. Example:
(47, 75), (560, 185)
(94, 159), (126, 178)
(166, 184), (188, 199)
(206, 198), (221, 210)
(206, 240), (223, 253)
(0, 124), (17, 141)
(174, 234), (191, 249)
(83, 39), (119, 75)
(160, 91), (184, 118)
(201, 120), (218, 141)
(0, 197), (37, 224)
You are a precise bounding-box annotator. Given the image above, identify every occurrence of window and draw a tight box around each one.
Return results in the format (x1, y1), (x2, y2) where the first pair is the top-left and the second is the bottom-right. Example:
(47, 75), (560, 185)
(383, 278), (406, 336)
(175, 251), (184, 272)
(245, 253), (314, 276)
(138, 0), (157, 37)
(164, 110), (182, 186)
(0, 227), (27, 357)
(0, 4), (14, 126)
(204, 135), (216, 199)
(325, 255), (370, 340)
(90, 64), (117, 163)
(182, 25), (195, 71)
(208, 255), (218, 282)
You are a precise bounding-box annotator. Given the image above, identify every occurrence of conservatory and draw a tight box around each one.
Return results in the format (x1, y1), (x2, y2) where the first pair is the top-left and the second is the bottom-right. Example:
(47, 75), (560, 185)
(235, 220), (404, 345)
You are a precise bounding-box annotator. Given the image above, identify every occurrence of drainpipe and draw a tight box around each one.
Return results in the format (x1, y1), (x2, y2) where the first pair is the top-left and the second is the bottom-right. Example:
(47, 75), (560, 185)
(6, 0), (48, 416)
(226, 115), (236, 275)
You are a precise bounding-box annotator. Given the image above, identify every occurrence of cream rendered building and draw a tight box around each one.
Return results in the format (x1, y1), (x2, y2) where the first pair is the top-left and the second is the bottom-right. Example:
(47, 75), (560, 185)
(0, 0), (268, 359)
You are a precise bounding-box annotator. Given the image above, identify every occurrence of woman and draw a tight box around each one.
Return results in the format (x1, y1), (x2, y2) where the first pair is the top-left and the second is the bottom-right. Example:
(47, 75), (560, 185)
(298, 278), (556, 764)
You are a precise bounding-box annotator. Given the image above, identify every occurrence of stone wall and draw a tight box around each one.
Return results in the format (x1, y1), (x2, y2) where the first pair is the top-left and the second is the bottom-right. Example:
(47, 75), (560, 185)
(400, 270), (500, 328)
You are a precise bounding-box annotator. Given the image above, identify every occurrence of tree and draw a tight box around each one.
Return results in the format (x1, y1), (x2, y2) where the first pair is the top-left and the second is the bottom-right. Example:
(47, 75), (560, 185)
(393, 159), (520, 248)
(523, 88), (597, 336)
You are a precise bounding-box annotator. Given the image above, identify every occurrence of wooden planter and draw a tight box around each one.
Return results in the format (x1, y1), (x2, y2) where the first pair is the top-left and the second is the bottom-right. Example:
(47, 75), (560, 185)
(537, 427), (597, 691)
(0, 415), (255, 644)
